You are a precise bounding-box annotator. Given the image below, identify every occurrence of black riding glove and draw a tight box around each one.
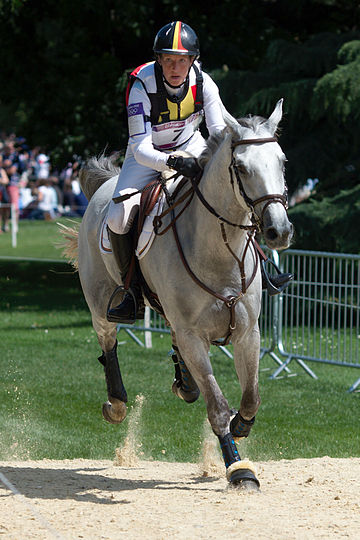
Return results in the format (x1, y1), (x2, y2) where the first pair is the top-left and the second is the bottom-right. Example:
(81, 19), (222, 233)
(167, 155), (202, 178)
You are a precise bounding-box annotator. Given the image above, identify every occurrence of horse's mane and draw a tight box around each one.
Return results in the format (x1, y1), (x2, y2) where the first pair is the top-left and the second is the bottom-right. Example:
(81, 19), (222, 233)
(237, 114), (267, 130)
(197, 129), (227, 169)
(198, 114), (277, 169)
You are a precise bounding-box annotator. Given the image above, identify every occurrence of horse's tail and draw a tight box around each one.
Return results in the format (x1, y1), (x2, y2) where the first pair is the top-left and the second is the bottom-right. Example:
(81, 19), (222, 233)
(79, 152), (121, 200)
(57, 222), (80, 270)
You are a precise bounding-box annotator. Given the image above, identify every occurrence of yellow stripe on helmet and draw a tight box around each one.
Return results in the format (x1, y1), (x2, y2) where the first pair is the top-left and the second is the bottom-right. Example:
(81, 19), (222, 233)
(172, 21), (181, 50)
(172, 21), (187, 52)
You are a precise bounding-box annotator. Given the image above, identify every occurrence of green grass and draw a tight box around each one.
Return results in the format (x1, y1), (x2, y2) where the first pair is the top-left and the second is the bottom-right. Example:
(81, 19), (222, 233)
(0, 222), (359, 463)
(0, 217), (80, 260)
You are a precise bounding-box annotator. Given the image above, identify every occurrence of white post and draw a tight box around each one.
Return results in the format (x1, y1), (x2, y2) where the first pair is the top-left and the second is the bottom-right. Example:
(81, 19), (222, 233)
(144, 306), (152, 349)
(11, 204), (17, 248)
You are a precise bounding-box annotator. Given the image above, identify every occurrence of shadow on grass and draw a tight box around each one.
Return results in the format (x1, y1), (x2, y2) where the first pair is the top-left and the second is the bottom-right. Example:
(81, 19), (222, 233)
(1, 261), (85, 311)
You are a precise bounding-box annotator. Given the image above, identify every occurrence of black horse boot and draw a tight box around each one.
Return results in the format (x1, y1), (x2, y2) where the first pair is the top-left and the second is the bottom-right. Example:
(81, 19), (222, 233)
(106, 228), (145, 324)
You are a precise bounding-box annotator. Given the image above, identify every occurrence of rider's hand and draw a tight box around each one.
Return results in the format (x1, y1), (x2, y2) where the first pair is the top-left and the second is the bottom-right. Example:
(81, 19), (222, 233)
(167, 155), (202, 178)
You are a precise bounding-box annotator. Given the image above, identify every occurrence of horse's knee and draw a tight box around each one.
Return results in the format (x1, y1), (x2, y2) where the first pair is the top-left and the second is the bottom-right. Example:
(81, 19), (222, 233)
(240, 388), (261, 420)
(202, 375), (230, 436)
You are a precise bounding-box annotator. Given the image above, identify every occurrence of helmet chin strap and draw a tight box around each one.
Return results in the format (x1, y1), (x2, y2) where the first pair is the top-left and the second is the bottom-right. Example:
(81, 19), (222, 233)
(163, 76), (187, 89)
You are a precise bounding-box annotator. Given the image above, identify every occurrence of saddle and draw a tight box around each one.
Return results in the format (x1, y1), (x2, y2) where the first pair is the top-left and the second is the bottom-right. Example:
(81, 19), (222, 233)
(137, 179), (163, 237)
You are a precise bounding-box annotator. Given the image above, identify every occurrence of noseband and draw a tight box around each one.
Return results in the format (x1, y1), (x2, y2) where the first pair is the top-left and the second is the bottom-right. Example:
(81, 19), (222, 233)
(230, 137), (289, 229)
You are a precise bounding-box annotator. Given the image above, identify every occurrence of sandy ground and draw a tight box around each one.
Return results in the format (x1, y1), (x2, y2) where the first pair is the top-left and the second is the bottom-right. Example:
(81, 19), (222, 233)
(0, 454), (359, 540)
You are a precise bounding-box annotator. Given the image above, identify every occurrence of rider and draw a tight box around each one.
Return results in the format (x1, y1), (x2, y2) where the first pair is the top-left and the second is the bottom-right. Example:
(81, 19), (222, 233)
(106, 21), (226, 323)
(106, 20), (293, 324)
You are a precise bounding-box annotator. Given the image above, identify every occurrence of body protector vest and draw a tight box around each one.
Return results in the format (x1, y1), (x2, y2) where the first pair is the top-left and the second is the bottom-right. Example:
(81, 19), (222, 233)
(126, 61), (204, 151)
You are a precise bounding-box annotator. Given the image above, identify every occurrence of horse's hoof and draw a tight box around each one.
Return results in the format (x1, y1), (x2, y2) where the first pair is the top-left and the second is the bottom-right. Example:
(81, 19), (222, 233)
(171, 381), (200, 403)
(102, 399), (127, 424)
(229, 468), (260, 491)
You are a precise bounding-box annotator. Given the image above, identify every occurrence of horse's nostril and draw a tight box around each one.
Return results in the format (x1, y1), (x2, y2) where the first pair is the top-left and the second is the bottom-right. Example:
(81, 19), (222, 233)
(264, 228), (278, 241)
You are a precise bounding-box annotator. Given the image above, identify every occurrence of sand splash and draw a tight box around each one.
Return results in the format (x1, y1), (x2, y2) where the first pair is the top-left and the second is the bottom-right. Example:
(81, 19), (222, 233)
(198, 418), (223, 478)
(114, 394), (145, 467)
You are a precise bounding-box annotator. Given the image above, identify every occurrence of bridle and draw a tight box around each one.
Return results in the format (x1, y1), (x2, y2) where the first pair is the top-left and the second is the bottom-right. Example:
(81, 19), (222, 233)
(153, 135), (289, 345)
(229, 136), (289, 230)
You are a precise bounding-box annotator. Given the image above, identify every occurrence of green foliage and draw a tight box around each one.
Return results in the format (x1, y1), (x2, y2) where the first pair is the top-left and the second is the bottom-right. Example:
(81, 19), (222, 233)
(289, 184), (360, 253)
(313, 41), (360, 123)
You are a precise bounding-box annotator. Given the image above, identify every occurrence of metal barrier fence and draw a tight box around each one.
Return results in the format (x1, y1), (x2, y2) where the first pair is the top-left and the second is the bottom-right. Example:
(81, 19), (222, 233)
(271, 249), (360, 392)
(119, 249), (360, 392)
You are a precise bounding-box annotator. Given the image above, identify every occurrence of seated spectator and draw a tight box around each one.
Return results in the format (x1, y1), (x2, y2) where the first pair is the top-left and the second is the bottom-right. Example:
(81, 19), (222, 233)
(21, 183), (39, 219)
(75, 190), (88, 216)
(28, 178), (58, 221)
(62, 180), (79, 217)
(49, 175), (63, 214)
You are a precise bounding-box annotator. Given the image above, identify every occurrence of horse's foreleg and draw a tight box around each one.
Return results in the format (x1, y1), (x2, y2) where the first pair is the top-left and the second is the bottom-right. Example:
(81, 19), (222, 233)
(176, 331), (259, 489)
(231, 324), (261, 440)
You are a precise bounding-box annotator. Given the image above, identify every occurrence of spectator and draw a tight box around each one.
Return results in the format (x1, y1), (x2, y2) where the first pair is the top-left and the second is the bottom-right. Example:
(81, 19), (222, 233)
(49, 175), (63, 213)
(38, 178), (58, 220)
(0, 154), (10, 232)
(36, 150), (50, 180)
(62, 179), (78, 216)
(0, 132), (88, 220)
(3, 160), (21, 222)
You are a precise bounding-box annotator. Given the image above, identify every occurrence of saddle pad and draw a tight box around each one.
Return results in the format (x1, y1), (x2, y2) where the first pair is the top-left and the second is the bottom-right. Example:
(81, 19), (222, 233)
(99, 195), (165, 259)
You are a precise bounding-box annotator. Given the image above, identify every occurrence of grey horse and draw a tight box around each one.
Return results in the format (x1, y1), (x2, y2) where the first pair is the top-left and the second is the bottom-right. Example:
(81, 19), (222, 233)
(65, 100), (293, 489)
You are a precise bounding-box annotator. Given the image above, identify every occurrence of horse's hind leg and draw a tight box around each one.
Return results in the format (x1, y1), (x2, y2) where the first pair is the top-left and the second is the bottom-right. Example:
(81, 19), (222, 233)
(170, 330), (200, 403)
(78, 242), (127, 423)
(86, 306), (127, 424)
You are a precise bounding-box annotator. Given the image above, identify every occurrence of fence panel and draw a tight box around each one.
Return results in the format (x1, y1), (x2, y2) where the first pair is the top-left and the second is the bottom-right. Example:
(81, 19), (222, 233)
(271, 249), (360, 391)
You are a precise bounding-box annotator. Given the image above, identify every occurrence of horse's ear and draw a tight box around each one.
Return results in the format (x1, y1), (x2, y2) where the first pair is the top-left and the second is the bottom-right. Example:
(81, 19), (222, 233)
(264, 98), (283, 135)
(221, 103), (241, 134)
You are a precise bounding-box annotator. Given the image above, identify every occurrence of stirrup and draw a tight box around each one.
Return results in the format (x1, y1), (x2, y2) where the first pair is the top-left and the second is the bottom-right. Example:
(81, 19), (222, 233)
(106, 285), (144, 323)
(262, 259), (294, 296)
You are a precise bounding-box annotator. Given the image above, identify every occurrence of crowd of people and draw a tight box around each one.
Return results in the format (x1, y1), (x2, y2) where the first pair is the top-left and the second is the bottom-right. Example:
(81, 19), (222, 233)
(0, 132), (88, 233)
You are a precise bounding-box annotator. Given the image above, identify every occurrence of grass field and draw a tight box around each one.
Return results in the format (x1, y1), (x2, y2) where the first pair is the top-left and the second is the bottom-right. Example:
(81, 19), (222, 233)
(0, 217), (80, 261)
(0, 220), (359, 464)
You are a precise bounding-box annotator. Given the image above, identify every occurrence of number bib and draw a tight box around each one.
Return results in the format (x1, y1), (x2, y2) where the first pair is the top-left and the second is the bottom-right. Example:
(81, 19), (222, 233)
(152, 111), (203, 150)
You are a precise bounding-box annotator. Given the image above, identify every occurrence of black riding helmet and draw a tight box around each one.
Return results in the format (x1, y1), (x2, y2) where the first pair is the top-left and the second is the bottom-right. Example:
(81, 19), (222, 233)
(153, 21), (200, 58)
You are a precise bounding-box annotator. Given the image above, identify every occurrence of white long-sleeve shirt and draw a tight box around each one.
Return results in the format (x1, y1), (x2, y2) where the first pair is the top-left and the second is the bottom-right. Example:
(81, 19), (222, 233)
(126, 63), (226, 172)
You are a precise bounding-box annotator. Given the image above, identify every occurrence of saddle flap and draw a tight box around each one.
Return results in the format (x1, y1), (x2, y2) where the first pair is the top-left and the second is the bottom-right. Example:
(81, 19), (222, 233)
(138, 180), (162, 235)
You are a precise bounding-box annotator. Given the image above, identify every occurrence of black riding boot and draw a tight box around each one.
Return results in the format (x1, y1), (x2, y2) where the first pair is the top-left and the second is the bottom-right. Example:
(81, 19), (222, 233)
(261, 261), (294, 296)
(106, 228), (145, 324)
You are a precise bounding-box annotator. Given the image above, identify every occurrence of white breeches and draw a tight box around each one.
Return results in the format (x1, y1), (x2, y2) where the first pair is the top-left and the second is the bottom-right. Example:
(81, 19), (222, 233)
(107, 134), (208, 235)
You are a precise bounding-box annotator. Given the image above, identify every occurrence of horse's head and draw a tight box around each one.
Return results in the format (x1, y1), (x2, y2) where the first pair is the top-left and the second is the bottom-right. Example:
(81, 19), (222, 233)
(222, 100), (294, 250)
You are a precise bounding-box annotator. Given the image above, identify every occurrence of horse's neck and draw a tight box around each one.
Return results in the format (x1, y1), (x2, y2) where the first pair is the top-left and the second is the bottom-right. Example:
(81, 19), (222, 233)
(180, 172), (252, 276)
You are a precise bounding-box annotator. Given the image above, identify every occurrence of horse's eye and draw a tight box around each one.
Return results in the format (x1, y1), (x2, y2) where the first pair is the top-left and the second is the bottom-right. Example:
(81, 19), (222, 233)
(236, 163), (247, 176)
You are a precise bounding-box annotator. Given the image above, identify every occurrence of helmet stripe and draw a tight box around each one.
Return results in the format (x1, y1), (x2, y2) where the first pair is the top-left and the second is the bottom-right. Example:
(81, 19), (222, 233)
(172, 21), (187, 52)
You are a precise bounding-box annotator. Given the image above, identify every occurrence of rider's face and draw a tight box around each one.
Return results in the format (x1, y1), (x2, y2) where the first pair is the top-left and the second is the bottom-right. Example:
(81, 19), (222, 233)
(158, 54), (193, 86)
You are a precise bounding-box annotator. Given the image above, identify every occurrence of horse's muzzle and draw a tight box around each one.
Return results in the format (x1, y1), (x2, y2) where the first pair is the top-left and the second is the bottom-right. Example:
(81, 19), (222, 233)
(263, 218), (294, 250)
